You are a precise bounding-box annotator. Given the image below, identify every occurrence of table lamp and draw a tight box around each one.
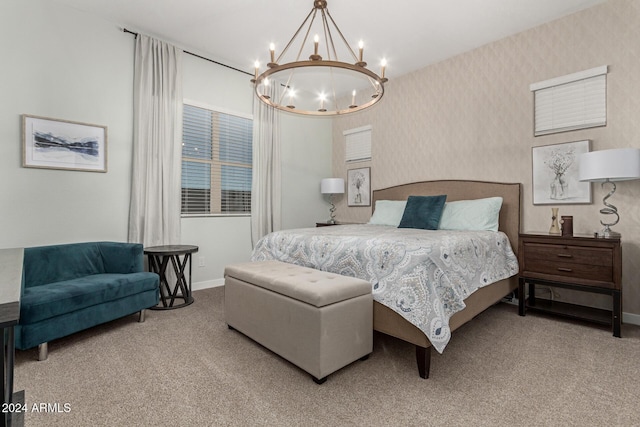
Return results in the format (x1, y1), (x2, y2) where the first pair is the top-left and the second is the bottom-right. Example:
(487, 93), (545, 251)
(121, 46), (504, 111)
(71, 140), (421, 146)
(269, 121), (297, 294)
(579, 148), (640, 238)
(320, 178), (344, 224)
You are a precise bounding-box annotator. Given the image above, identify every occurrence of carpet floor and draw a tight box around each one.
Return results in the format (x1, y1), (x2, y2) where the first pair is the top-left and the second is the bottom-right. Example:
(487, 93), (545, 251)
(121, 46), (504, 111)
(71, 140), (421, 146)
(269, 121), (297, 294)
(14, 286), (640, 426)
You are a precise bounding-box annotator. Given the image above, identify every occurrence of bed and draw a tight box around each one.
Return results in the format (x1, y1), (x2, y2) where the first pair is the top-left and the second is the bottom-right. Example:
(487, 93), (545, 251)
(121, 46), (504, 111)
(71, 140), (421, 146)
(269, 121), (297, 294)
(252, 180), (521, 378)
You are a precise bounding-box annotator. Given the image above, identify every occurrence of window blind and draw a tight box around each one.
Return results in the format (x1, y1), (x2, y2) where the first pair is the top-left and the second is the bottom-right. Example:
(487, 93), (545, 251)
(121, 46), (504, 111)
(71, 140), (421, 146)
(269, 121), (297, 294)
(344, 125), (372, 162)
(531, 66), (607, 136)
(182, 103), (253, 215)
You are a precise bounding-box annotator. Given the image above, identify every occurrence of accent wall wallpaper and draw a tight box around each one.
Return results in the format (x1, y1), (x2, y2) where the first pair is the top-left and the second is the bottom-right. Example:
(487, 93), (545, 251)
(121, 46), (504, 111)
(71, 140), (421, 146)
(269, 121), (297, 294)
(331, 0), (640, 316)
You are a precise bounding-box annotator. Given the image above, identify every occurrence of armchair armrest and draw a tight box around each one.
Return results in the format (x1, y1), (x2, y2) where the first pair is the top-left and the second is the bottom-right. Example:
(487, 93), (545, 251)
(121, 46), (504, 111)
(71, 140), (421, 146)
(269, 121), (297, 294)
(98, 242), (145, 273)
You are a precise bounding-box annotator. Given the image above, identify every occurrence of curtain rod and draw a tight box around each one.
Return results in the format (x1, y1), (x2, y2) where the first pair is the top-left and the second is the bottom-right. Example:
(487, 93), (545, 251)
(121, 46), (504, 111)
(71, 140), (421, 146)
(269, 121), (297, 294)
(123, 28), (252, 77)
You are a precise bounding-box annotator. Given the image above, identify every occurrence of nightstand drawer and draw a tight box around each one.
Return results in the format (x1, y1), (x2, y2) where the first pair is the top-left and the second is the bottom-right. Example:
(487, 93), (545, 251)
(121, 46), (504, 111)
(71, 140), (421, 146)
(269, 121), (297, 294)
(523, 259), (613, 283)
(522, 242), (612, 267)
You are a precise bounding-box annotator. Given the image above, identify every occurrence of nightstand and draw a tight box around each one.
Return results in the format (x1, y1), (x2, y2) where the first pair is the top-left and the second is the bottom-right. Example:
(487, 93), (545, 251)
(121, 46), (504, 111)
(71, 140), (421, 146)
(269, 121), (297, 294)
(518, 232), (622, 337)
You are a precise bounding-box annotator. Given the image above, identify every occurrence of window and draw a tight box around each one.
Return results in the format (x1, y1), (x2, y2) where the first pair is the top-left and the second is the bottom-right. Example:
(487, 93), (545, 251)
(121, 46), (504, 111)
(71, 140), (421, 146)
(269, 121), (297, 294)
(344, 125), (372, 162)
(182, 103), (253, 215)
(530, 66), (608, 136)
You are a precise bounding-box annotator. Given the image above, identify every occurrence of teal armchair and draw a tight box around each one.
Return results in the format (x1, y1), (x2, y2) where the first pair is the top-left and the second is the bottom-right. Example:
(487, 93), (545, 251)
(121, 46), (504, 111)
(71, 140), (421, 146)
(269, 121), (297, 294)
(16, 242), (159, 360)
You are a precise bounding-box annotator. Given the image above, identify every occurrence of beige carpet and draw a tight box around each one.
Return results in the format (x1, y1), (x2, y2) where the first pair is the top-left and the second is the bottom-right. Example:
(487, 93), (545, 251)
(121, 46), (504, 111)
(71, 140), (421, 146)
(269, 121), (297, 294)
(14, 286), (640, 426)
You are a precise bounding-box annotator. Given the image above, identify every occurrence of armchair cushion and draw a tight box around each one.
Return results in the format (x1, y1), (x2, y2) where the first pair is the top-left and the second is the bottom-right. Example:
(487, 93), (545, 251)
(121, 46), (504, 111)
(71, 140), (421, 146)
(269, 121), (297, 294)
(20, 272), (159, 324)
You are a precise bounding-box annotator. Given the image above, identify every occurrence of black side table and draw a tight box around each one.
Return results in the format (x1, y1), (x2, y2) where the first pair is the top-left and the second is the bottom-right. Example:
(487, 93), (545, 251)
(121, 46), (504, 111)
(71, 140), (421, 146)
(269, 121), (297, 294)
(144, 245), (199, 310)
(1, 248), (25, 427)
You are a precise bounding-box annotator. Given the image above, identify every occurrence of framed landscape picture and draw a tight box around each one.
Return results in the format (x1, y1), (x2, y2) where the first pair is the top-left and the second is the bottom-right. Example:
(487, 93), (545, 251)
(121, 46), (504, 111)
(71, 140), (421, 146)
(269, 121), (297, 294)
(347, 167), (371, 207)
(22, 114), (108, 172)
(532, 140), (591, 205)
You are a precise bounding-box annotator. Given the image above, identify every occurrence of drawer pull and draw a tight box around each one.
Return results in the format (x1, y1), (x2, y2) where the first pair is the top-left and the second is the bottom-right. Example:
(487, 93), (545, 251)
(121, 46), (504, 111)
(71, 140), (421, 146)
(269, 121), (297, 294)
(556, 253), (573, 258)
(557, 267), (573, 272)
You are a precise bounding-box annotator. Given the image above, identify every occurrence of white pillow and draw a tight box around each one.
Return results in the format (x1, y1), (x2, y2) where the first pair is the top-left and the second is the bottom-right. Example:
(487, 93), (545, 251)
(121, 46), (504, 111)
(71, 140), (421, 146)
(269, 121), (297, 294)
(438, 197), (503, 231)
(368, 200), (408, 227)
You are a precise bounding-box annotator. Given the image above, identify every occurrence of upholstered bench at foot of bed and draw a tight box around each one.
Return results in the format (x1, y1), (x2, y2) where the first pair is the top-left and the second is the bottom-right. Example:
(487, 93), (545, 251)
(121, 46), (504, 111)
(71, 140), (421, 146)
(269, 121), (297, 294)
(224, 260), (373, 384)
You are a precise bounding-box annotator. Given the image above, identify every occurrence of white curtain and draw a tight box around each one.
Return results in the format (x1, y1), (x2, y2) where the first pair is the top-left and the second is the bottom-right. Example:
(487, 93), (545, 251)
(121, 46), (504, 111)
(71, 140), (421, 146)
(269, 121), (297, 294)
(251, 86), (281, 246)
(128, 35), (183, 247)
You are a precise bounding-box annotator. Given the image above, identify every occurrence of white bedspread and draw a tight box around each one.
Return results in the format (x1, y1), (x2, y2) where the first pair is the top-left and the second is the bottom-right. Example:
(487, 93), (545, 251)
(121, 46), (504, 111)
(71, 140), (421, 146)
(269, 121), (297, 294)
(251, 224), (518, 353)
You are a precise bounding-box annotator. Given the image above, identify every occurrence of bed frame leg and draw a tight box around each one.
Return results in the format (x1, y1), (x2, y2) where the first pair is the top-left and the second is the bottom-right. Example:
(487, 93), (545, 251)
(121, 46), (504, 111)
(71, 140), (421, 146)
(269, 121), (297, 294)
(415, 345), (431, 379)
(312, 375), (327, 384)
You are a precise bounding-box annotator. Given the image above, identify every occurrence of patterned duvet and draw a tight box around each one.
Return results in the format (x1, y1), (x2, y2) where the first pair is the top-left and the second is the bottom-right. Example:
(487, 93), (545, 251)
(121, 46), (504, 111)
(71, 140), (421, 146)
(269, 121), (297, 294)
(251, 224), (518, 353)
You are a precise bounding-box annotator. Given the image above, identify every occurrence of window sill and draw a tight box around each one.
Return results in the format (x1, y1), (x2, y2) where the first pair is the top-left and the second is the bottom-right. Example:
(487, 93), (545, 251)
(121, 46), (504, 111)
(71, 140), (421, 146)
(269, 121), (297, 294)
(181, 213), (251, 218)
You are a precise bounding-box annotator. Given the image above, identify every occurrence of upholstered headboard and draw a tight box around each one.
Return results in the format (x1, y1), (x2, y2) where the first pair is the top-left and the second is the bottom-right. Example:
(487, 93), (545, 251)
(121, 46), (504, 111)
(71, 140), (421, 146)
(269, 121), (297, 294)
(372, 180), (521, 254)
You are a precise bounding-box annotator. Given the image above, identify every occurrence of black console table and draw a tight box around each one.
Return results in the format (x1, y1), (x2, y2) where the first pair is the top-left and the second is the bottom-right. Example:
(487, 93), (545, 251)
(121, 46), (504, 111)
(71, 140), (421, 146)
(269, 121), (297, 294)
(144, 245), (199, 310)
(1, 248), (24, 427)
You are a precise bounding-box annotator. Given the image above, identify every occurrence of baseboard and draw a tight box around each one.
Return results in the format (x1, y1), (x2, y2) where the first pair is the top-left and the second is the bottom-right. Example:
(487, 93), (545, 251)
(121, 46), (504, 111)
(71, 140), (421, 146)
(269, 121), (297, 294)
(623, 311), (640, 326)
(192, 278), (224, 291)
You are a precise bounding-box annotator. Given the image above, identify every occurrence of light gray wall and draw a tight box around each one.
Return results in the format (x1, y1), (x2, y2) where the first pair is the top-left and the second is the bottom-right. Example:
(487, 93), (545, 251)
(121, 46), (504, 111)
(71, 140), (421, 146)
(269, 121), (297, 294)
(0, 0), (332, 289)
(0, 1), (134, 248)
(281, 115), (333, 228)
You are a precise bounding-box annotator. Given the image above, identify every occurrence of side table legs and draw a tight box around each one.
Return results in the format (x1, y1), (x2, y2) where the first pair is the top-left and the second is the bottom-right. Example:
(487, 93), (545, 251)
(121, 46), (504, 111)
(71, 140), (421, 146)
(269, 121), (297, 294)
(148, 253), (194, 310)
(144, 245), (198, 311)
(612, 290), (621, 338)
(518, 277), (526, 316)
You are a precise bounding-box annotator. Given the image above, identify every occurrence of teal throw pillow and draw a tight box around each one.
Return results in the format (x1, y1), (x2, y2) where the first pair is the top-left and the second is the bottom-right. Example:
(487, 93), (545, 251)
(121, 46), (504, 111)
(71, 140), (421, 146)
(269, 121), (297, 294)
(398, 195), (447, 230)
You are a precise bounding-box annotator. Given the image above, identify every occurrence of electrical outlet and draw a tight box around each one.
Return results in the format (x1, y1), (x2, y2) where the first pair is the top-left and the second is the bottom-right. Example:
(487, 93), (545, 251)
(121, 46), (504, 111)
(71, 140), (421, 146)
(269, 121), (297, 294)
(198, 256), (205, 267)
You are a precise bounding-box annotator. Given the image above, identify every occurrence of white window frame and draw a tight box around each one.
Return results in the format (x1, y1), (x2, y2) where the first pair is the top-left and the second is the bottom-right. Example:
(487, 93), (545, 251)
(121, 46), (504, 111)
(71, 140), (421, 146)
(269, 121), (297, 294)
(530, 66), (608, 136)
(344, 125), (372, 163)
(181, 99), (253, 217)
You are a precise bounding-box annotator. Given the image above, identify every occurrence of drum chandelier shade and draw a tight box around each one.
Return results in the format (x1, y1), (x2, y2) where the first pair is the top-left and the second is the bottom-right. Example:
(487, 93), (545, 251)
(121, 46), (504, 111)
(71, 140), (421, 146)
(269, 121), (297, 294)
(251, 0), (388, 116)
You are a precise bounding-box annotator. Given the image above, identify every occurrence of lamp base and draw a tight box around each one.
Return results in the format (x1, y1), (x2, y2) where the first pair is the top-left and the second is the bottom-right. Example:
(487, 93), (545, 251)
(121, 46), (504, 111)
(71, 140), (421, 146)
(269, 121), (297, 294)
(594, 181), (621, 239)
(595, 226), (621, 239)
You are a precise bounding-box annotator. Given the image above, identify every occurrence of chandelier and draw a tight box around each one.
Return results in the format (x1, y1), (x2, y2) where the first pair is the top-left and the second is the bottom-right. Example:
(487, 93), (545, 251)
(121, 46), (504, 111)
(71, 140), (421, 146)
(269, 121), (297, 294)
(252, 0), (388, 116)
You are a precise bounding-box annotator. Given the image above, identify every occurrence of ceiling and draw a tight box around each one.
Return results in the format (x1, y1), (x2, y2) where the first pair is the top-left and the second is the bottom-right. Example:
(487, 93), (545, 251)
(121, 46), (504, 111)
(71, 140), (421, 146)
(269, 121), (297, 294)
(51, 0), (606, 80)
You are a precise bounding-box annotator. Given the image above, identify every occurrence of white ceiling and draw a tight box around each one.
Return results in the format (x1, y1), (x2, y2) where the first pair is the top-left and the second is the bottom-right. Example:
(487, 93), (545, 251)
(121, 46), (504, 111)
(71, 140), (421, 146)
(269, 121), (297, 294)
(51, 0), (606, 79)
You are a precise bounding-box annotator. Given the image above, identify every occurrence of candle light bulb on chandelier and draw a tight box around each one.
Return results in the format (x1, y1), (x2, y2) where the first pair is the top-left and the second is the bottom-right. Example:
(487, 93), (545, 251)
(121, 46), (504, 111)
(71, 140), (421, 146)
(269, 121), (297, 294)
(252, 60), (260, 82)
(268, 43), (276, 67)
(262, 78), (271, 99)
(286, 88), (296, 109)
(355, 40), (366, 67)
(318, 93), (327, 112)
(380, 58), (388, 81)
(310, 34), (321, 60)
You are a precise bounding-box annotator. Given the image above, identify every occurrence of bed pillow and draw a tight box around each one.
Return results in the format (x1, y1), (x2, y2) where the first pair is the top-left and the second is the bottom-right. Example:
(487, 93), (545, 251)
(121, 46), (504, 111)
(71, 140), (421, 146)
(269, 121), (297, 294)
(368, 200), (408, 227)
(438, 197), (503, 232)
(398, 195), (447, 230)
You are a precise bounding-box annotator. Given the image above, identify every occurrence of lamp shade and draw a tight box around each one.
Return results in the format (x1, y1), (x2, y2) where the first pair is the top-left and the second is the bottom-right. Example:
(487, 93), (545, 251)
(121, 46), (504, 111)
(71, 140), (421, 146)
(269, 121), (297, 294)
(320, 178), (345, 194)
(579, 148), (640, 182)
